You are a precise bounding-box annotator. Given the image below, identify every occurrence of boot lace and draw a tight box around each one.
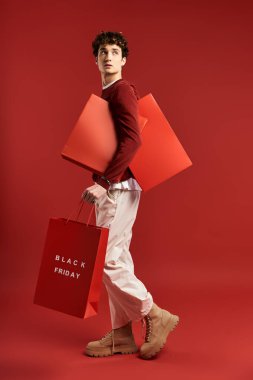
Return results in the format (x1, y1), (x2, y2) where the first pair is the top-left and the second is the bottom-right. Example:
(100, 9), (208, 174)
(99, 330), (115, 352)
(141, 314), (152, 342)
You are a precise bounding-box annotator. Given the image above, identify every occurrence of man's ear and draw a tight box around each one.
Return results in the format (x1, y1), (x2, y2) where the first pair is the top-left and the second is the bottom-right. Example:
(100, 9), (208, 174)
(122, 57), (126, 66)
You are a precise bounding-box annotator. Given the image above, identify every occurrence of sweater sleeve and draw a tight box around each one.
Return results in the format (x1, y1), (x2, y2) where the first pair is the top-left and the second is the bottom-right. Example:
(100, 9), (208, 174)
(94, 82), (142, 190)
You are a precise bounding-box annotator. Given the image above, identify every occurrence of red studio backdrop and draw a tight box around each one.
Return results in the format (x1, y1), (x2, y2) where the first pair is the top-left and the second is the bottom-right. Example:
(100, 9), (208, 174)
(1, 1), (253, 379)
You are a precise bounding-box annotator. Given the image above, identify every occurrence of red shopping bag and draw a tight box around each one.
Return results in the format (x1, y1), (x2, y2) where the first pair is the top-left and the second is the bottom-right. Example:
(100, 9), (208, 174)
(61, 94), (148, 173)
(61, 93), (192, 192)
(130, 93), (193, 190)
(33, 201), (109, 319)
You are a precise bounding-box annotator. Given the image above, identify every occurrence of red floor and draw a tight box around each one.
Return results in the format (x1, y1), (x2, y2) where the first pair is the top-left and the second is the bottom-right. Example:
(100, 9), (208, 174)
(1, 273), (252, 380)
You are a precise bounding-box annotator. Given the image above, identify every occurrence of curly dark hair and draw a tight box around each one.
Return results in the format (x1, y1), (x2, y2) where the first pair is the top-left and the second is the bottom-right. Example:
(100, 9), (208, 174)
(92, 31), (129, 58)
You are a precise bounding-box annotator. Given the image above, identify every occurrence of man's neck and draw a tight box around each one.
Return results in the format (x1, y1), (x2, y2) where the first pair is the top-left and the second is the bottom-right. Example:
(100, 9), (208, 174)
(102, 78), (121, 90)
(102, 74), (122, 88)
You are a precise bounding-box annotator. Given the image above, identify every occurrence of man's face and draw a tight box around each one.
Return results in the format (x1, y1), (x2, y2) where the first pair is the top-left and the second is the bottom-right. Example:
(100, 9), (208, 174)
(96, 44), (126, 75)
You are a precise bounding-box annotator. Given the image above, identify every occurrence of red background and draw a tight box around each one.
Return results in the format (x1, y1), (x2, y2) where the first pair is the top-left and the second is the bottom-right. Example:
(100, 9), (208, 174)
(1, 1), (252, 379)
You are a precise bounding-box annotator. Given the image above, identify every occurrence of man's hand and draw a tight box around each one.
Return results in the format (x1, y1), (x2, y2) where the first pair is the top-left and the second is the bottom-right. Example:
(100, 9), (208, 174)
(81, 183), (107, 204)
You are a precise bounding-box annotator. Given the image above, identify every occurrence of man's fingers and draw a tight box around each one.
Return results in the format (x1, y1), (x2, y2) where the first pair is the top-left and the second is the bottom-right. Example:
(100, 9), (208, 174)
(81, 191), (88, 200)
(82, 190), (97, 203)
(82, 183), (107, 203)
(81, 191), (90, 202)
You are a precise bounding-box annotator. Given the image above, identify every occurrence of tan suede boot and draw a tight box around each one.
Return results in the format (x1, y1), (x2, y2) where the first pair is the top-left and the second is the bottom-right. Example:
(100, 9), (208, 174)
(85, 321), (138, 357)
(139, 302), (179, 359)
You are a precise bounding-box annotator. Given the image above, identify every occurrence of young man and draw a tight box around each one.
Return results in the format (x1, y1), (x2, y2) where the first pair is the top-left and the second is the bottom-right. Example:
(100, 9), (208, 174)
(81, 31), (179, 360)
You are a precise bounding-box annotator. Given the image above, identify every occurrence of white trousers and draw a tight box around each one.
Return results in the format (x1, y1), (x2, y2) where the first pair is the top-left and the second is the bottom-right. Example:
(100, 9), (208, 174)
(95, 188), (153, 329)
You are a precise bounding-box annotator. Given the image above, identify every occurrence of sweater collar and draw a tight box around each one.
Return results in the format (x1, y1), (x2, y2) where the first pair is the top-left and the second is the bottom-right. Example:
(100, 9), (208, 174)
(102, 78), (123, 90)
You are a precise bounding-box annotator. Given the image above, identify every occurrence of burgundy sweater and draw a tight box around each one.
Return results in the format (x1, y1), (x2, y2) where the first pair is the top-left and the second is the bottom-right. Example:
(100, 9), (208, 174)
(92, 78), (142, 190)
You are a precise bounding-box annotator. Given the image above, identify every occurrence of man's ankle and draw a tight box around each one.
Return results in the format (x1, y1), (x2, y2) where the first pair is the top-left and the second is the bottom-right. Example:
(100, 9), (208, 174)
(114, 321), (131, 330)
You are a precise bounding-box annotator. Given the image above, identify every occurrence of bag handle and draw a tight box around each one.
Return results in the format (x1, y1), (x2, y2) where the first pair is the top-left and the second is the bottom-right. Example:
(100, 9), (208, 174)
(65, 199), (95, 226)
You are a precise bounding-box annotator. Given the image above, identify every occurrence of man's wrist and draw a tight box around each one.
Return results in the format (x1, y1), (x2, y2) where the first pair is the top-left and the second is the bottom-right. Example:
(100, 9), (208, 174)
(97, 175), (111, 190)
(101, 176), (111, 186)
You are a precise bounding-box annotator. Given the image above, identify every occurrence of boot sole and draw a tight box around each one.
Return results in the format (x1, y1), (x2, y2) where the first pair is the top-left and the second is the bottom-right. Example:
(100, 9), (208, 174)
(139, 312), (180, 360)
(85, 344), (139, 357)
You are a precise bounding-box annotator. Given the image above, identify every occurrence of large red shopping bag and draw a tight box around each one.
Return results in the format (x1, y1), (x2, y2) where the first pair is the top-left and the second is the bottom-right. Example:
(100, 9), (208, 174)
(61, 94), (148, 173)
(33, 203), (109, 318)
(61, 93), (192, 191)
(130, 93), (193, 190)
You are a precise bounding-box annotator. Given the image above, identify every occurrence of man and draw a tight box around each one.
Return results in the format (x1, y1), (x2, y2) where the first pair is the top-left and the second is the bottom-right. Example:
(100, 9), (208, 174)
(82, 31), (179, 360)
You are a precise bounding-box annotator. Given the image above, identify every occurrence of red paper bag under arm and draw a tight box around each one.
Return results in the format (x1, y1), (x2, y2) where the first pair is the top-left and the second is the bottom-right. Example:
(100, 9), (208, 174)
(129, 93), (193, 191)
(61, 94), (147, 174)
